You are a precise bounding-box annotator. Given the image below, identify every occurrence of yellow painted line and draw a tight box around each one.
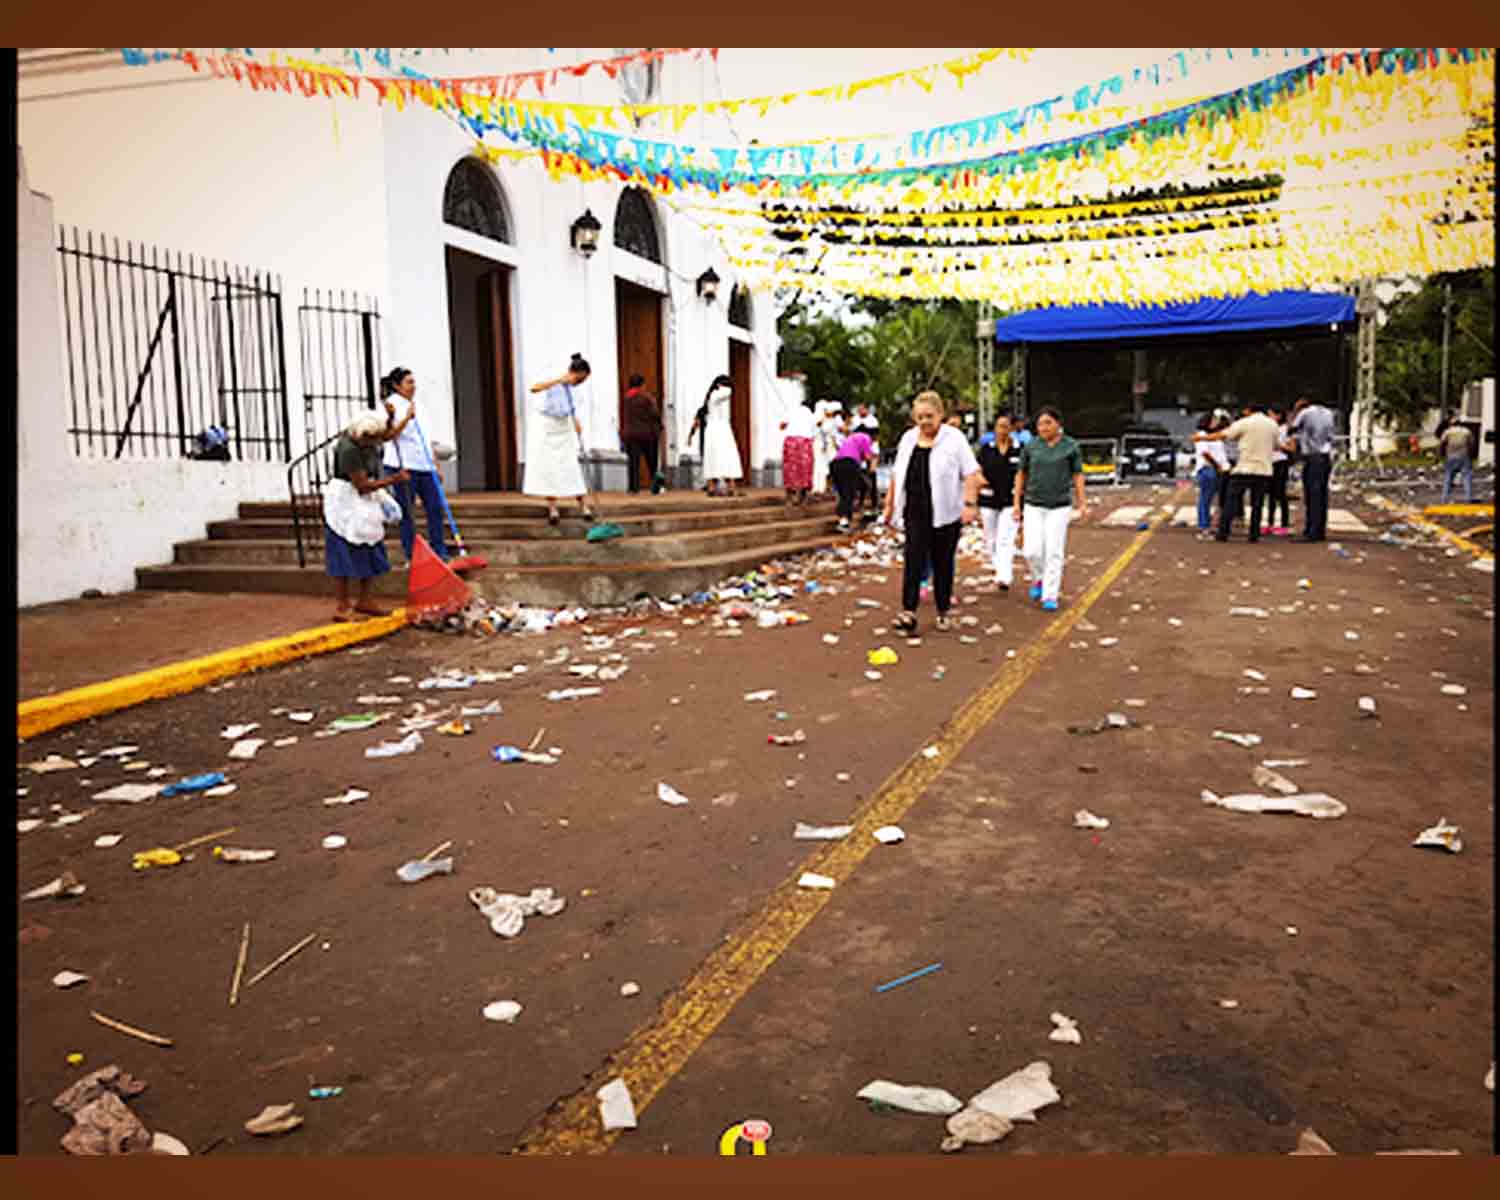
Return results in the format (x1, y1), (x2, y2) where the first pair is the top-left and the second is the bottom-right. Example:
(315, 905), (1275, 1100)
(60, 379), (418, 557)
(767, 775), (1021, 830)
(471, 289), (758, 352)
(1422, 503), (1493, 518)
(513, 505), (1173, 1155)
(1369, 496), (1494, 561)
(18, 609), (409, 740)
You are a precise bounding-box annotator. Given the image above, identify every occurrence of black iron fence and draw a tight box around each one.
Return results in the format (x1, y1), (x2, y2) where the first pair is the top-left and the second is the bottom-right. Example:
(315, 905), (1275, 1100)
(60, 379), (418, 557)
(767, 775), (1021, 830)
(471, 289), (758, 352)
(298, 289), (381, 450)
(57, 227), (290, 461)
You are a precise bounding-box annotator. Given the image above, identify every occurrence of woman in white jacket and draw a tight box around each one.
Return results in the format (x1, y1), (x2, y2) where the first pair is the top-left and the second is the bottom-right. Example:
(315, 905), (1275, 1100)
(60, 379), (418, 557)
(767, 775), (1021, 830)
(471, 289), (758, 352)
(699, 374), (744, 497)
(881, 391), (983, 634)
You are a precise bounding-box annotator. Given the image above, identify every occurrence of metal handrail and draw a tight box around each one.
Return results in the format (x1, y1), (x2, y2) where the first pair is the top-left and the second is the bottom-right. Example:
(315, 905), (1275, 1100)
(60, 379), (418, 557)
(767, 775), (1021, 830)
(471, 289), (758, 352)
(286, 431), (342, 569)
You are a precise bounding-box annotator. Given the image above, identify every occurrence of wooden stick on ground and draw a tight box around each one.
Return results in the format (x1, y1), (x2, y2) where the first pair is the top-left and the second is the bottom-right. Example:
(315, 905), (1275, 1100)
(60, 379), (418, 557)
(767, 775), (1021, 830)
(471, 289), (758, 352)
(243, 932), (318, 990)
(419, 840), (453, 864)
(172, 827), (238, 854)
(90, 1010), (174, 1047)
(228, 922), (251, 1008)
(527, 727), (545, 751)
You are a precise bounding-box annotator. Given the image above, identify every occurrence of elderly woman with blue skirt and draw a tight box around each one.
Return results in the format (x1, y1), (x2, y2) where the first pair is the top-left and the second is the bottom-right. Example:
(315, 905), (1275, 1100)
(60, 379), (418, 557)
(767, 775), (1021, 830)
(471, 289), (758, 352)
(323, 412), (409, 622)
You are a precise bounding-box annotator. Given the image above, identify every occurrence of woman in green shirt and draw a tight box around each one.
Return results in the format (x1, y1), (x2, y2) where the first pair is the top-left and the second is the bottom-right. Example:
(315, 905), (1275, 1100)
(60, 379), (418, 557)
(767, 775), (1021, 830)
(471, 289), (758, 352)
(1011, 406), (1086, 612)
(322, 413), (409, 622)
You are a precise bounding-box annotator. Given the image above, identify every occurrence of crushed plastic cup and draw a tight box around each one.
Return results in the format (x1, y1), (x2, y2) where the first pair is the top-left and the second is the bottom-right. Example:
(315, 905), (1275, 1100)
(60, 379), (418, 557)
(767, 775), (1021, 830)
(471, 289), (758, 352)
(396, 857), (454, 883)
(321, 835), (348, 850)
(1048, 1012), (1082, 1044)
(657, 783), (691, 807)
(365, 731), (422, 758)
(1412, 818), (1462, 854)
(1073, 810), (1110, 830)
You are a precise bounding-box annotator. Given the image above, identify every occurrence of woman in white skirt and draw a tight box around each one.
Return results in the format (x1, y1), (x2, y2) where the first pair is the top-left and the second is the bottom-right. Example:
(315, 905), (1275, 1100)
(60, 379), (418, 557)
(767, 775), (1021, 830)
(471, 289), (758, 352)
(526, 353), (597, 525)
(700, 374), (744, 498)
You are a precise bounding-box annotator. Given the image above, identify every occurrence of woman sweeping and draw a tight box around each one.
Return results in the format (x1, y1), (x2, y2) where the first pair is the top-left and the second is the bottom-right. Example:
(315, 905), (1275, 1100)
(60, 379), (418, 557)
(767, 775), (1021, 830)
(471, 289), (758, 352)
(1012, 406), (1085, 612)
(779, 396), (817, 508)
(700, 374), (744, 498)
(882, 391), (982, 635)
(323, 413), (409, 622)
(526, 354), (597, 526)
(379, 366), (448, 563)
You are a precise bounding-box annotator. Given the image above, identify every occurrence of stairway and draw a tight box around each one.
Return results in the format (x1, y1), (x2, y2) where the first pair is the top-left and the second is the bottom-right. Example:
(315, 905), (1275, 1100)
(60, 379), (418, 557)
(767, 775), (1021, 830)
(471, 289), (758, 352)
(136, 490), (845, 607)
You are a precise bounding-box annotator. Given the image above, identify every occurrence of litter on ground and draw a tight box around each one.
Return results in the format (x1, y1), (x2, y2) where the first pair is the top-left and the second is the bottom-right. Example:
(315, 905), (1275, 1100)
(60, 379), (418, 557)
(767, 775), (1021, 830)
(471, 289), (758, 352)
(1047, 1013), (1082, 1044)
(1073, 810), (1110, 830)
(856, 1080), (962, 1115)
(794, 822), (851, 840)
(1412, 818), (1462, 854)
(1201, 790), (1347, 819)
(469, 885), (566, 938)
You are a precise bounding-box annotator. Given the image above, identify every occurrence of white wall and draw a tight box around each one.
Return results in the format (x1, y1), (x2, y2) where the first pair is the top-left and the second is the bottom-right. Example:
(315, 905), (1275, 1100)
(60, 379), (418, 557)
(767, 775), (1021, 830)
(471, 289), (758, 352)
(17, 150), (288, 607)
(379, 101), (782, 486)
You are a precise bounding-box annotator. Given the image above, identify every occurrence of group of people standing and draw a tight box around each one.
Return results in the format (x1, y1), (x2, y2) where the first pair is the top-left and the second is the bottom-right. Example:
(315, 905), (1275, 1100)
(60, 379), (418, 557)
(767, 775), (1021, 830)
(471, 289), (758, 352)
(1192, 396), (1336, 543)
(881, 392), (1086, 634)
(779, 397), (882, 525)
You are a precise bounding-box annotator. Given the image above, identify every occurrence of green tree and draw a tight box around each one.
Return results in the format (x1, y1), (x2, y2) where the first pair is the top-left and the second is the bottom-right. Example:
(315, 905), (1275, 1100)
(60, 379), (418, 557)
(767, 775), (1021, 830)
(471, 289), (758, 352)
(1375, 268), (1494, 429)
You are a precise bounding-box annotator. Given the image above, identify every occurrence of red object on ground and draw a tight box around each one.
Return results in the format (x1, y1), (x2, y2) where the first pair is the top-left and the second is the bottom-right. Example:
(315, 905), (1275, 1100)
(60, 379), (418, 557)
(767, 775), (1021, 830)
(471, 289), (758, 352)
(406, 535), (473, 621)
(448, 554), (489, 575)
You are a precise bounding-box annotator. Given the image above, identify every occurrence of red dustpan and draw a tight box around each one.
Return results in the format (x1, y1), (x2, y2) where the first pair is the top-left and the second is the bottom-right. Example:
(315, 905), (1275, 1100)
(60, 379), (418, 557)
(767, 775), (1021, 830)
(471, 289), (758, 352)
(406, 535), (473, 622)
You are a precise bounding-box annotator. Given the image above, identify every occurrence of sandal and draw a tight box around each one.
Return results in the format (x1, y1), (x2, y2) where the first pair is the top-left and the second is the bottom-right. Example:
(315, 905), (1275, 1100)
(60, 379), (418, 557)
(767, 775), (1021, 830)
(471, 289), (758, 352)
(331, 608), (356, 623)
(934, 614), (953, 632)
(581, 507), (598, 522)
(893, 612), (918, 635)
(547, 507), (560, 525)
(354, 604), (391, 617)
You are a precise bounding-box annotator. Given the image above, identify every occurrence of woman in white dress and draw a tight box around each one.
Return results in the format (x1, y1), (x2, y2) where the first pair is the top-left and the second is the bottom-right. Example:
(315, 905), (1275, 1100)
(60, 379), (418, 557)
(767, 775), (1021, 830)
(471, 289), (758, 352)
(811, 398), (843, 496)
(700, 374), (744, 498)
(525, 353), (597, 525)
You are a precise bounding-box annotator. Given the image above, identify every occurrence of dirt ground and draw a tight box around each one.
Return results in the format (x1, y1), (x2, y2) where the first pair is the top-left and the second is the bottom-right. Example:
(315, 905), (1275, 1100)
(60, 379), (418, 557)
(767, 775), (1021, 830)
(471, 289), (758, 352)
(14, 485), (1494, 1156)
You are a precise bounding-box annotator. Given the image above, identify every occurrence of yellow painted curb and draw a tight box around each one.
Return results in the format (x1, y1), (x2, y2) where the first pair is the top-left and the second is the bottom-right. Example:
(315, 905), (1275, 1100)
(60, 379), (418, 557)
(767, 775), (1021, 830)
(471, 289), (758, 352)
(18, 609), (409, 740)
(513, 504), (1175, 1155)
(1369, 496), (1494, 561)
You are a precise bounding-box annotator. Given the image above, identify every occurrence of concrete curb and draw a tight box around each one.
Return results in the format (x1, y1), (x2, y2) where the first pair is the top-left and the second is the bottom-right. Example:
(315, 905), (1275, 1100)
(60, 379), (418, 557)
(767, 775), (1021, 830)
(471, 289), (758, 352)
(18, 609), (409, 740)
(1368, 496), (1495, 561)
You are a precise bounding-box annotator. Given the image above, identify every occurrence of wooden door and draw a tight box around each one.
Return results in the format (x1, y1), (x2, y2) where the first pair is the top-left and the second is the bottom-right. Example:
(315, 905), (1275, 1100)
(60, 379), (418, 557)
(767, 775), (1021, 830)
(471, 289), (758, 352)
(729, 340), (752, 479)
(615, 280), (664, 486)
(481, 268), (518, 490)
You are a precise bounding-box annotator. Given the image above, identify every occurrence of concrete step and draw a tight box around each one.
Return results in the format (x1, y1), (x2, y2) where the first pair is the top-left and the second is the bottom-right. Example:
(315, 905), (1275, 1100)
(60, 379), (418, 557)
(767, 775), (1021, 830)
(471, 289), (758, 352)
(245, 491), (795, 522)
(174, 517), (840, 567)
(209, 500), (835, 543)
(138, 533), (845, 607)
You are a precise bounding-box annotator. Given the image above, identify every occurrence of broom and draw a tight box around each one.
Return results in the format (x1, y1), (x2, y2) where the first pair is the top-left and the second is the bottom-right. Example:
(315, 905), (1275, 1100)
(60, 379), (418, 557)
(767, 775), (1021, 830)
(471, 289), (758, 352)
(396, 412), (488, 575)
(575, 423), (623, 542)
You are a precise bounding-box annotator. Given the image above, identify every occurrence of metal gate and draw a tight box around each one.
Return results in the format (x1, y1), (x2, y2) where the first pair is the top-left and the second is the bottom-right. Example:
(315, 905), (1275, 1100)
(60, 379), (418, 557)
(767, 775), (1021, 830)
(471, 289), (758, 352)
(297, 289), (381, 450)
(57, 226), (290, 461)
(289, 290), (382, 568)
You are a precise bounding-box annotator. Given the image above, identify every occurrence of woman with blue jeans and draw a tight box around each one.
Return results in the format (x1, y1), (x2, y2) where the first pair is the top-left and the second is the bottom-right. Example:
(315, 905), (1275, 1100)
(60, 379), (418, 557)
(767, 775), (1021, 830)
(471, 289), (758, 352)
(1193, 413), (1227, 531)
(380, 367), (448, 562)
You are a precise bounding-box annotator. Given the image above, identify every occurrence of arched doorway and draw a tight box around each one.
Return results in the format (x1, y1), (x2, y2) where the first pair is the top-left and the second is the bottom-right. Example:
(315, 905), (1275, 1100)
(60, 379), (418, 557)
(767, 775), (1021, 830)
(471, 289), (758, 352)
(727, 284), (754, 480)
(613, 186), (666, 490)
(442, 157), (518, 491)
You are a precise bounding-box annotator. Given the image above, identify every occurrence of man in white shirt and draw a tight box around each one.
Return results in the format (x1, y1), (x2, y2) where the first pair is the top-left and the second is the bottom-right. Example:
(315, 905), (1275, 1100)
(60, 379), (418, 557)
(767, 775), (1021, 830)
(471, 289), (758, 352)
(1197, 403), (1278, 543)
(380, 368), (449, 562)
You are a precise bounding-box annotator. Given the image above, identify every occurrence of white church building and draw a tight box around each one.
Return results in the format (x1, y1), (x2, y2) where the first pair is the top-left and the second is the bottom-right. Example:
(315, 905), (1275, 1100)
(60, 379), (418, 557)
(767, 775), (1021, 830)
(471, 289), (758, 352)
(16, 48), (793, 606)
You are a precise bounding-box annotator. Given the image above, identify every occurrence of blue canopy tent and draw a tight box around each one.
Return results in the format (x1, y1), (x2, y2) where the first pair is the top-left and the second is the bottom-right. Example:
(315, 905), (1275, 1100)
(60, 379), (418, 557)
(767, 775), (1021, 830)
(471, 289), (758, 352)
(993, 291), (1356, 345)
(991, 291), (1358, 455)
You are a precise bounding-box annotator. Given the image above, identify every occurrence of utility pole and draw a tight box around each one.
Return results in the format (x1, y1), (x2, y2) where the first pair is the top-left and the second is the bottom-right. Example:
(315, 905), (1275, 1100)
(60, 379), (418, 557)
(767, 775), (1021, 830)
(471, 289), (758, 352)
(1355, 279), (1378, 454)
(1440, 280), (1453, 417)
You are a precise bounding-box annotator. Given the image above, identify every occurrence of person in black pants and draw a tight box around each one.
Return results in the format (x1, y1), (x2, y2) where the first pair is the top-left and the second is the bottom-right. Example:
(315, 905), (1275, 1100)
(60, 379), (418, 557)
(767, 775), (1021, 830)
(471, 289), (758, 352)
(1288, 397), (1336, 541)
(829, 427), (878, 532)
(619, 374), (662, 494)
(882, 391), (982, 635)
(1266, 406), (1293, 534)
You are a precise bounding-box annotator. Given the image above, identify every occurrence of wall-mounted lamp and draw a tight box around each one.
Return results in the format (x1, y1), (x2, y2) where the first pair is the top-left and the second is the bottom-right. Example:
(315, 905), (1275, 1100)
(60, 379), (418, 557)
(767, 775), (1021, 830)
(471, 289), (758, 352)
(696, 267), (721, 302)
(570, 209), (602, 257)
